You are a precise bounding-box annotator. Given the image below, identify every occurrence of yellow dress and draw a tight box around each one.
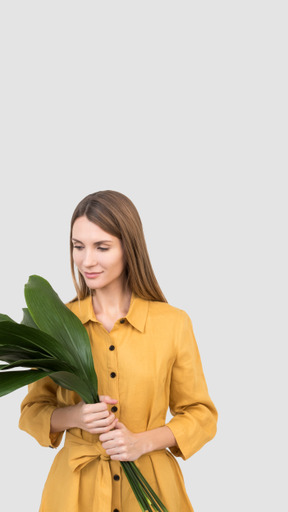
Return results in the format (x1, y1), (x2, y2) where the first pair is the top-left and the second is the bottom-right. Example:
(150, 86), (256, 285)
(19, 292), (217, 512)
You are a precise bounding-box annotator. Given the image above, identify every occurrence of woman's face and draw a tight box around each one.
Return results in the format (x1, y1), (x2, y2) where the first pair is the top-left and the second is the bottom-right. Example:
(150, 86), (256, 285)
(72, 216), (126, 292)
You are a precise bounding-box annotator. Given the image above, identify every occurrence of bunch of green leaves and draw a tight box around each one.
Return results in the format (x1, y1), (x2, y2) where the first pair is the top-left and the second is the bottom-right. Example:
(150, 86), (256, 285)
(0, 275), (168, 512)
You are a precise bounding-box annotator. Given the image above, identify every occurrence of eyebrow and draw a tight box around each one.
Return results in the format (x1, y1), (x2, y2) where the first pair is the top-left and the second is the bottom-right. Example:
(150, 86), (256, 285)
(71, 238), (113, 245)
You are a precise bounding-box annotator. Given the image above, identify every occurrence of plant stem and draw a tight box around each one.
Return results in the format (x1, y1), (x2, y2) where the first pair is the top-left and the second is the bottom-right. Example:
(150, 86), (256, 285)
(121, 461), (151, 511)
(130, 462), (169, 512)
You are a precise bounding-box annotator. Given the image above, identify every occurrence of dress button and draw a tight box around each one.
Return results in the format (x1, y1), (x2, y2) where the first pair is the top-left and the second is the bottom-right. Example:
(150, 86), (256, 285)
(110, 372), (116, 378)
(111, 406), (118, 413)
(113, 474), (120, 481)
(109, 345), (115, 351)
(120, 318), (125, 324)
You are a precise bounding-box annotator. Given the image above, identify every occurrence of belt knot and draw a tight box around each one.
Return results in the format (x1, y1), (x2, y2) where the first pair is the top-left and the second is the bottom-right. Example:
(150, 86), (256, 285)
(65, 431), (110, 471)
(64, 431), (112, 510)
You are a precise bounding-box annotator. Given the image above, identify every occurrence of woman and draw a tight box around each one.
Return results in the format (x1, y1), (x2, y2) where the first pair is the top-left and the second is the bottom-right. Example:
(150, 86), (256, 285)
(19, 190), (217, 512)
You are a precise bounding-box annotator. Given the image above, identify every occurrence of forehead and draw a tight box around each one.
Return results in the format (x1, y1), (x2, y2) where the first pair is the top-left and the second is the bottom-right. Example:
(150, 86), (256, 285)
(72, 216), (115, 242)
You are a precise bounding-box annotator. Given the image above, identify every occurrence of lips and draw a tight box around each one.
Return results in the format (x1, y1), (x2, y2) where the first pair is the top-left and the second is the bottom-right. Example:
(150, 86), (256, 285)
(84, 272), (103, 278)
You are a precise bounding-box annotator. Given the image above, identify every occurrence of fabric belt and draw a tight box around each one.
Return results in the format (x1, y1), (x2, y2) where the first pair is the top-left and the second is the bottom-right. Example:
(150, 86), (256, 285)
(65, 431), (112, 510)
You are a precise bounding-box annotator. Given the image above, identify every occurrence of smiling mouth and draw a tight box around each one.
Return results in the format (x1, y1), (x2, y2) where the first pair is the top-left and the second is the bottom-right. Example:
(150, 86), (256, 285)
(84, 272), (103, 278)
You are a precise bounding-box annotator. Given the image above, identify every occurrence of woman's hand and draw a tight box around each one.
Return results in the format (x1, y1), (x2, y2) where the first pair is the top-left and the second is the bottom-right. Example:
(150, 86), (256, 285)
(99, 421), (144, 461)
(73, 395), (118, 434)
(50, 395), (118, 435)
(99, 423), (177, 461)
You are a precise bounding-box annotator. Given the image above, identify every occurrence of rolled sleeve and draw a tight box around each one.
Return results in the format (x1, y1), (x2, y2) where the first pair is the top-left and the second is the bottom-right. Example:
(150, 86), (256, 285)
(167, 311), (218, 460)
(19, 376), (64, 448)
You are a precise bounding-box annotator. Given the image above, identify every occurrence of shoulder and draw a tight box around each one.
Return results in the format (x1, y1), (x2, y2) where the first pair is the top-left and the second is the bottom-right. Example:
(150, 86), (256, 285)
(147, 299), (191, 325)
(65, 299), (79, 313)
(64, 296), (93, 324)
(145, 300), (195, 347)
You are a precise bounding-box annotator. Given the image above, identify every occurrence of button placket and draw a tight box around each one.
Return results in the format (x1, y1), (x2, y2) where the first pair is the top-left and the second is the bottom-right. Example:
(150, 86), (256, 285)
(106, 326), (123, 511)
(107, 332), (119, 418)
(111, 460), (122, 512)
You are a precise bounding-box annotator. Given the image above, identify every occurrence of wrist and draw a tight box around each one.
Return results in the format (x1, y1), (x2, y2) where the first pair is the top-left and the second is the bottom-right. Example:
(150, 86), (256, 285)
(50, 404), (78, 433)
(136, 431), (153, 457)
(136, 426), (177, 457)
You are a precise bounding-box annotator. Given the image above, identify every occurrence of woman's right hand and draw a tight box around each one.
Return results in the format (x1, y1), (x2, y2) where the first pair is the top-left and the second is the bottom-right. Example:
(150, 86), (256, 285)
(73, 396), (118, 434)
(50, 395), (118, 435)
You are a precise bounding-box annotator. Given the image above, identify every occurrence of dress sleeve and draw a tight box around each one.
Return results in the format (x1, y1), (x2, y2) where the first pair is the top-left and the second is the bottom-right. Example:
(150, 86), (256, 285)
(166, 311), (218, 460)
(18, 376), (64, 448)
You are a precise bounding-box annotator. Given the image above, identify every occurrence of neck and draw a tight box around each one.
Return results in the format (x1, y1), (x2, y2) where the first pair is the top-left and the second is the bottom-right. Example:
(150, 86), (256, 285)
(92, 280), (132, 318)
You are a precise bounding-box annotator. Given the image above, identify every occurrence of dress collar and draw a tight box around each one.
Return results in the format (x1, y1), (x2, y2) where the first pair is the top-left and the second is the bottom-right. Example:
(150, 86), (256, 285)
(69, 291), (149, 333)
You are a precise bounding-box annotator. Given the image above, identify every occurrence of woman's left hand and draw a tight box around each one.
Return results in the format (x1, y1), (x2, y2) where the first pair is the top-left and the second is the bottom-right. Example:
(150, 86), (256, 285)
(99, 421), (144, 461)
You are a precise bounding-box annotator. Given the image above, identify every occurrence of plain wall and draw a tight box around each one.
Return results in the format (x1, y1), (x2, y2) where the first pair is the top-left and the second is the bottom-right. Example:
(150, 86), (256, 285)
(0, 2), (287, 511)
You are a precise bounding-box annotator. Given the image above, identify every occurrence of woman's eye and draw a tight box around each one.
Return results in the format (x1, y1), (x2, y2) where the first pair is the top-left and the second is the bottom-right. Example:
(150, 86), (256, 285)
(98, 247), (109, 251)
(73, 245), (84, 250)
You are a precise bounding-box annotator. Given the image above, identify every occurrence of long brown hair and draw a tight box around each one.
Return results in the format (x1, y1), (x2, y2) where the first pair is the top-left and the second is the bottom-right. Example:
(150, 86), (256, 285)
(70, 190), (167, 303)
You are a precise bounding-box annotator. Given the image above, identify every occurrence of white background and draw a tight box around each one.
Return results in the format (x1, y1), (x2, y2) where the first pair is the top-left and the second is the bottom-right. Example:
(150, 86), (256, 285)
(0, 2), (287, 511)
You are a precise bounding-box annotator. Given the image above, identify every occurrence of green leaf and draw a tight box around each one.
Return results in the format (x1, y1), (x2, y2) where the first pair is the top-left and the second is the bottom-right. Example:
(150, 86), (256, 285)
(24, 275), (98, 394)
(50, 371), (95, 403)
(21, 308), (38, 329)
(0, 369), (49, 397)
(0, 358), (73, 373)
(0, 314), (16, 323)
(0, 321), (70, 361)
(0, 344), (49, 364)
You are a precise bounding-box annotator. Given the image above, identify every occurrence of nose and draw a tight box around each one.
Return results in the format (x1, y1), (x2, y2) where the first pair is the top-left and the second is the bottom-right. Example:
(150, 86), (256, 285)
(83, 248), (97, 267)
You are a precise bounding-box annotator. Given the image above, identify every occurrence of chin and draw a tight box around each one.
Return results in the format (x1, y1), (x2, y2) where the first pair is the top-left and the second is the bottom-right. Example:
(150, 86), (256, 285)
(86, 282), (105, 290)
